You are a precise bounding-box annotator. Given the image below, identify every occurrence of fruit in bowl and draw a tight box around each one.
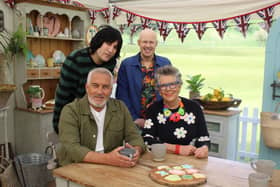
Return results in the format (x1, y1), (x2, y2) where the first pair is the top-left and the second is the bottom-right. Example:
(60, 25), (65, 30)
(196, 88), (241, 110)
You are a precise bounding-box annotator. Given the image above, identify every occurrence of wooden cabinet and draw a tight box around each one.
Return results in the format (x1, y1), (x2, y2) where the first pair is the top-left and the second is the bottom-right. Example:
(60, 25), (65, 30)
(15, 0), (88, 105)
(204, 109), (241, 160)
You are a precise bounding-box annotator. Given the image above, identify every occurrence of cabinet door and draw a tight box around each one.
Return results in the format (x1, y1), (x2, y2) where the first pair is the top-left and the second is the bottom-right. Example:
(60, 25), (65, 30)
(204, 114), (226, 137)
(208, 136), (226, 158)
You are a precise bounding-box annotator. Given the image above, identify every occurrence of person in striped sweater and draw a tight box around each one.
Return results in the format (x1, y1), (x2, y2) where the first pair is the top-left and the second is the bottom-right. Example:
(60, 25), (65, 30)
(53, 25), (123, 134)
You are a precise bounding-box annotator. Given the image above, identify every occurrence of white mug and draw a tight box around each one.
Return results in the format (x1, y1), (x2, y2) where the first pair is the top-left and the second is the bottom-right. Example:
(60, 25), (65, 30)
(251, 159), (276, 177)
(151, 143), (166, 162)
(248, 172), (269, 187)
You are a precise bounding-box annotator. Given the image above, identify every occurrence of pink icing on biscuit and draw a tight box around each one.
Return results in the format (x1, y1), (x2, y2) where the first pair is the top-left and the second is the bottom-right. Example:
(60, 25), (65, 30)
(169, 169), (186, 175)
(186, 168), (198, 174)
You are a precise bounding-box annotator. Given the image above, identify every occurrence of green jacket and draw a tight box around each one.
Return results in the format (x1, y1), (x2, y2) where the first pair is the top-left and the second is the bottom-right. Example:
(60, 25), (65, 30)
(57, 96), (145, 166)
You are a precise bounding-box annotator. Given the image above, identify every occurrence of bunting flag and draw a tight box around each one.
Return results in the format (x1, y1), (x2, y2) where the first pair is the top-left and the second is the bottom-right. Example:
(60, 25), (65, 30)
(71, 1), (85, 7)
(130, 25), (140, 36)
(173, 23), (190, 43)
(234, 15), (250, 37)
(4, 0), (15, 8)
(119, 24), (126, 34)
(212, 20), (227, 39)
(141, 18), (151, 29)
(88, 9), (96, 25)
(101, 8), (110, 23)
(156, 21), (169, 36)
(192, 23), (207, 40)
(161, 27), (172, 41)
(112, 7), (121, 20)
(257, 7), (274, 32)
(126, 12), (136, 27)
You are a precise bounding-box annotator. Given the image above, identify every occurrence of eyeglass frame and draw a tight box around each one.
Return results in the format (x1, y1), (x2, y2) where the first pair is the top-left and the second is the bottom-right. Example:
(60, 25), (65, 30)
(156, 80), (182, 91)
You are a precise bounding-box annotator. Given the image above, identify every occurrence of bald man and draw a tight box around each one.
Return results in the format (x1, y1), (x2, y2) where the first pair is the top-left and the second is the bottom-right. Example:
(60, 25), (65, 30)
(116, 29), (171, 129)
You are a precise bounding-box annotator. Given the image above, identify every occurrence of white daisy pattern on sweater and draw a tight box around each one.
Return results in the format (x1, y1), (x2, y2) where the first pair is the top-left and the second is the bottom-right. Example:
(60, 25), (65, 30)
(144, 119), (154, 129)
(157, 113), (166, 124)
(183, 112), (196, 124)
(174, 127), (187, 139)
(198, 136), (210, 142)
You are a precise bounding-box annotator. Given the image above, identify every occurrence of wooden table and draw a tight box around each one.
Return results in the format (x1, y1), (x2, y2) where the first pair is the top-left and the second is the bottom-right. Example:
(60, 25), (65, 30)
(53, 152), (258, 187)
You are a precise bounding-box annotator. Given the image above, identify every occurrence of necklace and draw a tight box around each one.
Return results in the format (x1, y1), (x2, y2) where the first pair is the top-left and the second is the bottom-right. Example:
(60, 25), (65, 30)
(163, 100), (185, 122)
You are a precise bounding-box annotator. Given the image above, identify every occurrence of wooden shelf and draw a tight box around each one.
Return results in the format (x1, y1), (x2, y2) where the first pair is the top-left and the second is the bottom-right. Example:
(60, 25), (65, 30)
(27, 35), (84, 41)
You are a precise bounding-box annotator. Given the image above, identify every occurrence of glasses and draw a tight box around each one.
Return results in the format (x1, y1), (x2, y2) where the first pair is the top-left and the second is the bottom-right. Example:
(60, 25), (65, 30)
(157, 81), (181, 91)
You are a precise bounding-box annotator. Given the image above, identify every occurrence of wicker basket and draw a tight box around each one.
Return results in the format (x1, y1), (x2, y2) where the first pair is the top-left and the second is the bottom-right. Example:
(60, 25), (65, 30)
(195, 98), (242, 110)
(260, 103), (280, 149)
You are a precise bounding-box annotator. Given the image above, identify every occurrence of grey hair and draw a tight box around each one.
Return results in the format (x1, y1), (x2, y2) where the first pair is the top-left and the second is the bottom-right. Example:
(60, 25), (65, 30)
(155, 65), (182, 85)
(87, 68), (114, 86)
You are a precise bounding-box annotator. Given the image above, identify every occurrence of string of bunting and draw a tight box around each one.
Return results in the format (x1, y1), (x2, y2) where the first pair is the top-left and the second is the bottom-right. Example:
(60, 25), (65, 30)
(3, 0), (278, 42)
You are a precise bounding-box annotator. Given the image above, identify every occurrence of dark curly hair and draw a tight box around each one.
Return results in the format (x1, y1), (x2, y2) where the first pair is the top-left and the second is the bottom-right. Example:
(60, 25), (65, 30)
(89, 25), (123, 60)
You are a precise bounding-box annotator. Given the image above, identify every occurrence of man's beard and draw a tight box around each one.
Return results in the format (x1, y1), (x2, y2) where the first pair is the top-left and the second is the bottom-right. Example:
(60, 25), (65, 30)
(88, 95), (107, 108)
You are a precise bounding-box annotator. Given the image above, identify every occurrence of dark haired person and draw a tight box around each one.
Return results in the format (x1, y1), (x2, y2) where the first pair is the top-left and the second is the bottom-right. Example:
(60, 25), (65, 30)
(53, 25), (123, 134)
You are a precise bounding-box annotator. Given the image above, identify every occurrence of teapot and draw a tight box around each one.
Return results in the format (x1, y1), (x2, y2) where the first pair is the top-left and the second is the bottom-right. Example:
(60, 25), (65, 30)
(28, 85), (45, 109)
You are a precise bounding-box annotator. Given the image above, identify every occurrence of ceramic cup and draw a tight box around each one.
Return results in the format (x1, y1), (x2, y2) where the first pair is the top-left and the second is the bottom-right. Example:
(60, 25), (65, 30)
(151, 143), (166, 162)
(47, 58), (54, 67)
(248, 172), (270, 187)
(251, 159), (276, 177)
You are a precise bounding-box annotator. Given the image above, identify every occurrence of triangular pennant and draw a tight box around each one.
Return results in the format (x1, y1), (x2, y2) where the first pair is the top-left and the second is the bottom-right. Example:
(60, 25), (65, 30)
(212, 20), (227, 39)
(126, 13), (136, 27)
(130, 25), (140, 37)
(234, 15), (250, 38)
(4, 0), (15, 8)
(71, 1), (85, 7)
(141, 18), (151, 29)
(156, 21), (169, 36)
(101, 8), (110, 23)
(257, 7), (274, 32)
(112, 7), (121, 20)
(119, 24), (126, 34)
(173, 23), (190, 43)
(192, 23), (207, 40)
(162, 27), (172, 41)
(88, 9), (96, 25)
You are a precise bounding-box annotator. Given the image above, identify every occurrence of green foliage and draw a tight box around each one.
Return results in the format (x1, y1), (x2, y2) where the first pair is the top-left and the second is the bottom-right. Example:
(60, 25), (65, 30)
(185, 74), (205, 93)
(0, 24), (28, 64)
(27, 86), (41, 98)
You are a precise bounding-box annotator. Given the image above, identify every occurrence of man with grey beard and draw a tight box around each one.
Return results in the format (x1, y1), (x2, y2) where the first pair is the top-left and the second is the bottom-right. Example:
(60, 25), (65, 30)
(57, 68), (145, 167)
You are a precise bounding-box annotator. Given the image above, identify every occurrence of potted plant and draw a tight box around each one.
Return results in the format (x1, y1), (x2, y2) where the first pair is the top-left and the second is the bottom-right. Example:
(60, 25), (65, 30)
(27, 85), (45, 110)
(186, 74), (205, 99)
(0, 24), (28, 84)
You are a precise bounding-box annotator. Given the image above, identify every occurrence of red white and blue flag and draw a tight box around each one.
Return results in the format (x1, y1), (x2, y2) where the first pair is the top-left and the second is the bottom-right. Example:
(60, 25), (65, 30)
(141, 18), (151, 29)
(4, 0), (15, 8)
(119, 24), (126, 34)
(234, 15), (250, 37)
(212, 20), (227, 39)
(112, 7), (121, 20)
(130, 25), (140, 36)
(88, 9), (96, 25)
(192, 23), (207, 40)
(126, 12), (136, 27)
(101, 8), (110, 23)
(257, 7), (274, 32)
(173, 23), (190, 43)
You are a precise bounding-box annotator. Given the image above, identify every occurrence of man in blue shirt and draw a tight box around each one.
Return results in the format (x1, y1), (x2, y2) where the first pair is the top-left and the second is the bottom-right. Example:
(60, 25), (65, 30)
(116, 29), (171, 129)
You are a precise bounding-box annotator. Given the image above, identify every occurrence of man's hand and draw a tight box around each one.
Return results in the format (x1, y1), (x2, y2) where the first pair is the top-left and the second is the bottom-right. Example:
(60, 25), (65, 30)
(194, 145), (208, 159)
(134, 118), (145, 128)
(125, 143), (142, 163)
(105, 146), (137, 167)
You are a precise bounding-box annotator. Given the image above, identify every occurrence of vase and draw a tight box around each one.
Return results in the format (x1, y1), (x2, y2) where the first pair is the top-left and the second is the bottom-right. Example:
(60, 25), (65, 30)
(189, 91), (200, 99)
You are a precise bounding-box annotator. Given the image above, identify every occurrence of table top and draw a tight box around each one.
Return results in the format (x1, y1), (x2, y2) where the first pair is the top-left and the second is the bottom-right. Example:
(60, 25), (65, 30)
(53, 152), (256, 187)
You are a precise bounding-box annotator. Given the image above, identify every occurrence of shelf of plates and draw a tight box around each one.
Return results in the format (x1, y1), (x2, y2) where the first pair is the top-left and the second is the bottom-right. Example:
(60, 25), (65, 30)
(15, 0), (88, 105)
